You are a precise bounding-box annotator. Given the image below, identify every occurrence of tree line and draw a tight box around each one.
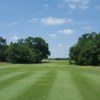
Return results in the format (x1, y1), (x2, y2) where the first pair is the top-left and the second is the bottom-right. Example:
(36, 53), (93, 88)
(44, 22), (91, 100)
(69, 32), (100, 66)
(0, 37), (50, 63)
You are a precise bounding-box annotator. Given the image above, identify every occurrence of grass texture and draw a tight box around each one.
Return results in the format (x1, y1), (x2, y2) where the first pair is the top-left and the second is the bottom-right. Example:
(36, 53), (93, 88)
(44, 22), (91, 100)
(0, 60), (100, 100)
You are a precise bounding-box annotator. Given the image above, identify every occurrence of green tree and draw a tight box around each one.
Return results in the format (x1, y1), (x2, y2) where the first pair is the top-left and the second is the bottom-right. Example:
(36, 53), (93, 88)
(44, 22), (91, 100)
(7, 43), (34, 63)
(69, 32), (100, 66)
(7, 37), (50, 63)
(25, 37), (50, 63)
(0, 37), (7, 61)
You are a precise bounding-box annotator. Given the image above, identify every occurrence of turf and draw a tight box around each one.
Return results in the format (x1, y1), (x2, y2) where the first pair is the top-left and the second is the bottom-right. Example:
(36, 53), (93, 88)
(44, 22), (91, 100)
(0, 60), (100, 100)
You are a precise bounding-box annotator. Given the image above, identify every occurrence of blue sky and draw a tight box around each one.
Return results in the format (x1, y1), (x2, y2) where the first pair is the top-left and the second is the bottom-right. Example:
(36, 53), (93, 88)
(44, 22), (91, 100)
(0, 0), (100, 58)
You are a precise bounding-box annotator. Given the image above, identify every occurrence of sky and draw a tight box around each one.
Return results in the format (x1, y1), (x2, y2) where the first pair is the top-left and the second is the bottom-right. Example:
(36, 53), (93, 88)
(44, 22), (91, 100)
(0, 0), (100, 58)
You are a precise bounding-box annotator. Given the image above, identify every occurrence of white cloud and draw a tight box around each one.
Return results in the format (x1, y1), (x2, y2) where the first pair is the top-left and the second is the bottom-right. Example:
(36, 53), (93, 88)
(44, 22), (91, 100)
(41, 17), (72, 25)
(50, 48), (56, 52)
(57, 44), (63, 48)
(63, 0), (89, 10)
(79, 5), (88, 10)
(75, 21), (88, 25)
(4, 21), (17, 26)
(83, 26), (91, 30)
(29, 17), (72, 25)
(57, 4), (65, 8)
(43, 4), (49, 10)
(58, 29), (74, 35)
(29, 17), (39, 23)
(11, 36), (19, 41)
(50, 34), (57, 37)
(68, 4), (76, 10)
(64, 0), (89, 5)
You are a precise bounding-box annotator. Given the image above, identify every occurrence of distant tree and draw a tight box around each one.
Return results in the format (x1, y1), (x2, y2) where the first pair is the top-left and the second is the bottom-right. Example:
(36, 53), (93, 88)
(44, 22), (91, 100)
(7, 43), (34, 63)
(25, 37), (50, 63)
(0, 37), (7, 61)
(0, 37), (6, 46)
(69, 32), (100, 66)
(7, 37), (50, 63)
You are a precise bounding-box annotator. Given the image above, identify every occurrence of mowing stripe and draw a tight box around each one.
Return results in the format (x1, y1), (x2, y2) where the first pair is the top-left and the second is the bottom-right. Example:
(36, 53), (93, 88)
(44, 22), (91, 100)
(0, 72), (33, 90)
(0, 64), (21, 69)
(13, 70), (57, 100)
(46, 71), (83, 100)
(71, 72), (100, 100)
(82, 72), (100, 87)
(0, 71), (48, 100)
(0, 71), (15, 76)
(0, 72), (24, 81)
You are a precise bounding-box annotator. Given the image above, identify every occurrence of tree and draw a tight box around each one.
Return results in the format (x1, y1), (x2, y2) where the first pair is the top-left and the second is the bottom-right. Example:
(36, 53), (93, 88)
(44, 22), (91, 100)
(25, 37), (50, 63)
(7, 43), (34, 63)
(69, 32), (100, 66)
(7, 37), (50, 63)
(0, 37), (7, 61)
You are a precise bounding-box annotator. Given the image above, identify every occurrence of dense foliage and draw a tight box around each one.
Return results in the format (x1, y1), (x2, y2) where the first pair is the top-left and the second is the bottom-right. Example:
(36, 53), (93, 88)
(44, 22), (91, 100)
(0, 37), (50, 63)
(69, 32), (100, 66)
(0, 37), (7, 61)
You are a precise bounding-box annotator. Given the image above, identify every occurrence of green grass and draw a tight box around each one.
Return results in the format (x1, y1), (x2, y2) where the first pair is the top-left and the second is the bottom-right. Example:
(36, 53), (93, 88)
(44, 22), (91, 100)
(0, 60), (100, 100)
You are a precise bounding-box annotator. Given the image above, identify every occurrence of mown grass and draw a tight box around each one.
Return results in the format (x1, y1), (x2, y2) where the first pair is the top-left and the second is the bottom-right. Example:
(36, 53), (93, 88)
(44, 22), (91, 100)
(0, 60), (100, 100)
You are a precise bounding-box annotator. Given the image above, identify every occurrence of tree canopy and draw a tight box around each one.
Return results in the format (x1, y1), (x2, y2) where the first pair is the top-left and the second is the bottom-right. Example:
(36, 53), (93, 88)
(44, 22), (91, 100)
(0, 37), (50, 63)
(0, 37), (7, 61)
(69, 32), (100, 66)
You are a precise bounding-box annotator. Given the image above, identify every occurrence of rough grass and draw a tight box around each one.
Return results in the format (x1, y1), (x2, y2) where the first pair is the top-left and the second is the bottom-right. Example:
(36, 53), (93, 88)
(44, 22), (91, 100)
(0, 60), (100, 100)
